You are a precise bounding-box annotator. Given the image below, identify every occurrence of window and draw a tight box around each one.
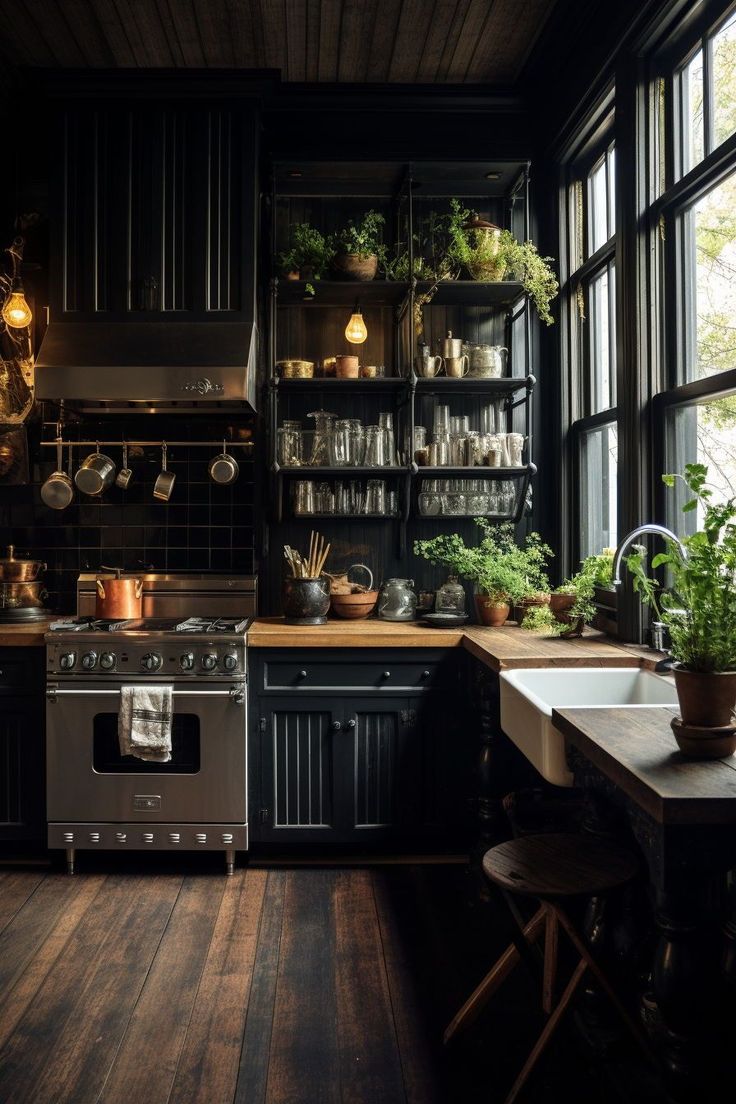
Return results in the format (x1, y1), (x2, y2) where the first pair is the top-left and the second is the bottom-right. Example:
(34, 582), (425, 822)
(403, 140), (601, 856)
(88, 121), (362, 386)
(562, 122), (618, 563)
(654, 4), (736, 518)
(676, 9), (736, 179)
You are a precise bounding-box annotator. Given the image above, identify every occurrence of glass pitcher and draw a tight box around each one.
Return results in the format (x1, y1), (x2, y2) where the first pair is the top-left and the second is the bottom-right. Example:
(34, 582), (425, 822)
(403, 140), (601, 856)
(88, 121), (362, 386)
(378, 578), (417, 621)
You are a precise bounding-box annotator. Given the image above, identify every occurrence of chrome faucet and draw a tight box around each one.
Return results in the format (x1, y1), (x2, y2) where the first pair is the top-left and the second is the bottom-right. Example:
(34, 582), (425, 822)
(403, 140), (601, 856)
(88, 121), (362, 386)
(611, 524), (686, 586)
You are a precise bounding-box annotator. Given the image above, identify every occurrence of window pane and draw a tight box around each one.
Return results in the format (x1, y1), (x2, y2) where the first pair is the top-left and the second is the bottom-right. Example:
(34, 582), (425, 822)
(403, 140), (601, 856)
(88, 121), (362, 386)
(665, 395), (736, 530)
(588, 156), (608, 255)
(580, 422), (618, 558)
(607, 147), (616, 237)
(588, 264), (615, 412)
(682, 169), (736, 381)
(680, 48), (705, 175)
(713, 13), (736, 150)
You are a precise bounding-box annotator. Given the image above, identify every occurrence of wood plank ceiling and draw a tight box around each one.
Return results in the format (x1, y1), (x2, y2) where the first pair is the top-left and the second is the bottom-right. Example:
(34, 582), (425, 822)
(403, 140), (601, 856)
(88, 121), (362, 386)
(0, 0), (557, 84)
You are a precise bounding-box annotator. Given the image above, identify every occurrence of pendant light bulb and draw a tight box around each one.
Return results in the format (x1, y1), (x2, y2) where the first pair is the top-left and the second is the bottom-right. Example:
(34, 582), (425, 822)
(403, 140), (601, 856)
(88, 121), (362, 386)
(345, 304), (367, 345)
(2, 281), (32, 329)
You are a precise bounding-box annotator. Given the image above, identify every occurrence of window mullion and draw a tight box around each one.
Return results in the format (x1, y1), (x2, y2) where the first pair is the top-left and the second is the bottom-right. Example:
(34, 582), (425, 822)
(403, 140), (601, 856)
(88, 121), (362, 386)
(703, 33), (714, 156)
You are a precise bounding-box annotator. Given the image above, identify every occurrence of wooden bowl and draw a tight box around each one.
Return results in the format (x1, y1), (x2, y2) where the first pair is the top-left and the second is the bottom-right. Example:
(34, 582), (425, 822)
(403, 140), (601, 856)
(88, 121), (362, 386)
(330, 590), (379, 619)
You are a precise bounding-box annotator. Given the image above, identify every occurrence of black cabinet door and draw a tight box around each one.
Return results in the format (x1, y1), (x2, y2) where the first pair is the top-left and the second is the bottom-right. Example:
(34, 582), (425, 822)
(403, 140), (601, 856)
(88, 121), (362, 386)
(337, 698), (410, 839)
(52, 102), (256, 321)
(0, 694), (44, 844)
(255, 698), (342, 843)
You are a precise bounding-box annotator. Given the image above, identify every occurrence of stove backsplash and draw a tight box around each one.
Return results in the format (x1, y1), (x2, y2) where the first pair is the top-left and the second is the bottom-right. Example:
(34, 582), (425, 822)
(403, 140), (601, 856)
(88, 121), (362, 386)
(0, 415), (256, 615)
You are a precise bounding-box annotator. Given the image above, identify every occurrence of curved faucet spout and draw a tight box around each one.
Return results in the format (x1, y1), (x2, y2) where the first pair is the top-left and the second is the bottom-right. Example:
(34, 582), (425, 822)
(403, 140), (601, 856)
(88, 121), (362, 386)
(612, 524), (686, 586)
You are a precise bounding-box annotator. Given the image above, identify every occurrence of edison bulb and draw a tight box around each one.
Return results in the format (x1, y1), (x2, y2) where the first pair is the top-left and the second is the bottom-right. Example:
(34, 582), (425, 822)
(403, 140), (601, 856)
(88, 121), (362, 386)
(345, 310), (367, 344)
(2, 288), (32, 329)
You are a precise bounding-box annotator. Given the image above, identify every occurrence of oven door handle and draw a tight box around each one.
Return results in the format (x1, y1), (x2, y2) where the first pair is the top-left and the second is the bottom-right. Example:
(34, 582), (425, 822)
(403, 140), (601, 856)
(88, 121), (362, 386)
(46, 687), (245, 704)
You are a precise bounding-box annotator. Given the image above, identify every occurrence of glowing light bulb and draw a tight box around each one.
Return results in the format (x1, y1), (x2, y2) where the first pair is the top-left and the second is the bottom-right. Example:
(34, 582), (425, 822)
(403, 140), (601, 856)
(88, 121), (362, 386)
(2, 284), (32, 329)
(344, 308), (367, 344)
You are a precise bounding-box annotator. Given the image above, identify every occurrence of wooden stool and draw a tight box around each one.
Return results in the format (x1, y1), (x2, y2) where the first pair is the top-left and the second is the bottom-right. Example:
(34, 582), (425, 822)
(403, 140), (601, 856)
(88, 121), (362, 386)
(445, 833), (650, 1104)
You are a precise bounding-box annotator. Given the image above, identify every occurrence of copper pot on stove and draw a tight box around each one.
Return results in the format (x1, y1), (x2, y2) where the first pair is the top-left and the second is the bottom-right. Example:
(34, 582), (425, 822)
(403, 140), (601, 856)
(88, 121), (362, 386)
(95, 567), (144, 620)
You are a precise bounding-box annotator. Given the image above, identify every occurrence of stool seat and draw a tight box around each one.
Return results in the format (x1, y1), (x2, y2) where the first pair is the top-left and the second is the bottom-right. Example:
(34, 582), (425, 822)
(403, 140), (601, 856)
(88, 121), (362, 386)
(482, 832), (639, 899)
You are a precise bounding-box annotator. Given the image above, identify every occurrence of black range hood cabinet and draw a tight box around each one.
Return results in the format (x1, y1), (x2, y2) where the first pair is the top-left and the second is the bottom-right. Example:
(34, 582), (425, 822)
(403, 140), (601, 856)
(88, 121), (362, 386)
(35, 321), (258, 412)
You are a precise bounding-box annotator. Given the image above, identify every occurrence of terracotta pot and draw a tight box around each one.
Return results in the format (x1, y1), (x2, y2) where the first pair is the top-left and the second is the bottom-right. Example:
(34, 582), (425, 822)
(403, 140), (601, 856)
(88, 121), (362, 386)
(332, 253), (378, 281)
(283, 576), (330, 625)
(335, 355), (360, 379)
(550, 592), (576, 618)
(670, 716), (736, 759)
(673, 665), (736, 728)
(330, 590), (379, 620)
(515, 593), (551, 626)
(475, 595), (510, 627)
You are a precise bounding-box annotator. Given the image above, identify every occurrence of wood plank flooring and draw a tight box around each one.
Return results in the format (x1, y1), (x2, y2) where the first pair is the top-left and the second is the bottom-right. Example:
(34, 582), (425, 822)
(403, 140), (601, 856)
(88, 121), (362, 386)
(0, 862), (659, 1104)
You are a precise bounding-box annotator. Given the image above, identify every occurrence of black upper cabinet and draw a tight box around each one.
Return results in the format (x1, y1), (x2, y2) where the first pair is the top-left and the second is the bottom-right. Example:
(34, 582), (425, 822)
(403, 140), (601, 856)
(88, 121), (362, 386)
(51, 97), (258, 323)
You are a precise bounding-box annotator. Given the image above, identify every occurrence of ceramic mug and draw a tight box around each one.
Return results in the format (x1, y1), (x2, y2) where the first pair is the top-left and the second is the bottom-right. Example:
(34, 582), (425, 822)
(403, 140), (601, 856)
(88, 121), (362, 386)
(415, 354), (444, 378)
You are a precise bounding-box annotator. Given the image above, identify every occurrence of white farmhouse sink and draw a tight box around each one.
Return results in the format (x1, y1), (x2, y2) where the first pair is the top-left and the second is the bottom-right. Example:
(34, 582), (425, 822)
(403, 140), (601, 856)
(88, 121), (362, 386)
(499, 667), (678, 787)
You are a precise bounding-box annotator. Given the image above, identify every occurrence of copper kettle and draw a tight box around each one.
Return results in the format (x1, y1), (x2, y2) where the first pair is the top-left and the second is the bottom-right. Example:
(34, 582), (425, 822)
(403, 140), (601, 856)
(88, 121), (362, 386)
(95, 568), (143, 620)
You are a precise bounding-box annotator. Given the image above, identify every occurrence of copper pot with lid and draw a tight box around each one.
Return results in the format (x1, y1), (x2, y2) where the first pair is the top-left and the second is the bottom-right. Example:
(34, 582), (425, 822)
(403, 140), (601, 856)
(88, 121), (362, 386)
(0, 545), (47, 582)
(95, 567), (144, 620)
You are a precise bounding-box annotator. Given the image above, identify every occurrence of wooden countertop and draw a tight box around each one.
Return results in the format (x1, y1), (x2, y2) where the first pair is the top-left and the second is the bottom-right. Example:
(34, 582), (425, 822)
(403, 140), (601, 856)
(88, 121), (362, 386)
(553, 706), (736, 825)
(248, 617), (642, 671)
(0, 619), (56, 647)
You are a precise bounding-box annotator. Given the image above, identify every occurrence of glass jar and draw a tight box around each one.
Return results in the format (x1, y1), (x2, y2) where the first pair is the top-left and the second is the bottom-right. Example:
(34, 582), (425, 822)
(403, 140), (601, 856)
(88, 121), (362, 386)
(277, 421), (303, 466)
(435, 575), (466, 616)
(377, 578), (417, 621)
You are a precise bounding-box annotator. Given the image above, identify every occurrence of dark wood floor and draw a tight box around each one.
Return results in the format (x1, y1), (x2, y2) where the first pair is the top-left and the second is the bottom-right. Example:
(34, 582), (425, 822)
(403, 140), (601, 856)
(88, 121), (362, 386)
(0, 859), (659, 1104)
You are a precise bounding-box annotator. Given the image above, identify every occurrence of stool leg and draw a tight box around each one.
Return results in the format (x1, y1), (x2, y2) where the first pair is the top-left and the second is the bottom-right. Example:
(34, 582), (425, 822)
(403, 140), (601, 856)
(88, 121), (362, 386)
(553, 905), (653, 1061)
(542, 907), (559, 1015)
(504, 958), (588, 1104)
(443, 906), (546, 1045)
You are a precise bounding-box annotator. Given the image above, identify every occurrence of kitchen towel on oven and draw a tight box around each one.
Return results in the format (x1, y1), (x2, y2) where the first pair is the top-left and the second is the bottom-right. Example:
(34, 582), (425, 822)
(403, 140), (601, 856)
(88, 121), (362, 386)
(118, 685), (173, 762)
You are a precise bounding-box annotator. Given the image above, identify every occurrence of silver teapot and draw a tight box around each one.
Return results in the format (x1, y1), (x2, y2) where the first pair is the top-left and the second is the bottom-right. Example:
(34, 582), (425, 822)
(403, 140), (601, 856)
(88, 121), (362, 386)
(377, 577), (417, 621)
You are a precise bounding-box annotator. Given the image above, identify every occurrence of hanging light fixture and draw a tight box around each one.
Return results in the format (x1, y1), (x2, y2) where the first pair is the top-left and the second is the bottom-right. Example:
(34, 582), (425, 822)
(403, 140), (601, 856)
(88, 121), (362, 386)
(2, 238), (32, 330)
(344, 300), (367, 345)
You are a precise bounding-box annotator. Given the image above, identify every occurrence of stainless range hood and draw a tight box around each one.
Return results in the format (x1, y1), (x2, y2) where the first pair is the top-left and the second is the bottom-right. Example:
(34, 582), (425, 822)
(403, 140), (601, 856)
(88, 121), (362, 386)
(36, 321), (258, 412)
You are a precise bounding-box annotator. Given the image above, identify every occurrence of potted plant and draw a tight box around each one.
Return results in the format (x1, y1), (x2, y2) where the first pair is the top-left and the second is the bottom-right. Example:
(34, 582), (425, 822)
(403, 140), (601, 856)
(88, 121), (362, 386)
(414, 520), (551, 627)
(278, 223), (334, 281)
(444, 199), (559, 325)
(625, 463), (736, 751)
(331, 210), (386, 281)
(549, 552), (606, 631)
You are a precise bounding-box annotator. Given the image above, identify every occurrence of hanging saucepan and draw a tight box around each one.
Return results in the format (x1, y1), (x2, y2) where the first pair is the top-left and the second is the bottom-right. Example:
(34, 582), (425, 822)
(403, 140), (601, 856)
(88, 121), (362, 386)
(75, 443), (116, 496)
(208, 439), (239, 485)
(0, 545), (46, 582)
(41, 440), (74, 510)
(153, 442), (176, 501)
(115, 442), (133, 489)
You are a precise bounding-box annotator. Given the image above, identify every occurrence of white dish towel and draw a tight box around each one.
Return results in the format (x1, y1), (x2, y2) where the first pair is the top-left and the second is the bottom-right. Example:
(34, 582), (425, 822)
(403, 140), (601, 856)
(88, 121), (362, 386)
(118, 685), (173, 763)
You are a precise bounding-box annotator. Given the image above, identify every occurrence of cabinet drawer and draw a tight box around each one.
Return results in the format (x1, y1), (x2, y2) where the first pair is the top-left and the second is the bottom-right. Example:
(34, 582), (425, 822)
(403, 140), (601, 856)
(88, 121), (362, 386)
(262, 658), (448, 692)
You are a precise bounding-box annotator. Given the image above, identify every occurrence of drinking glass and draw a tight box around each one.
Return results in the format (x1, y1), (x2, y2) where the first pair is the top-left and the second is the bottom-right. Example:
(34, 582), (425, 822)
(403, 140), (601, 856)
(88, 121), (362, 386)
(293, 480), (315, 516)
(413, 426), (427, 453)
(365, 479), (386, 514)
(307, 411), (337, 466)
(277, 421), (303, 466)
(364, 426), (386, 467)
(316, 482), (334, 514)
(433, 404), (450, 435)
(379, 412), (395, 467)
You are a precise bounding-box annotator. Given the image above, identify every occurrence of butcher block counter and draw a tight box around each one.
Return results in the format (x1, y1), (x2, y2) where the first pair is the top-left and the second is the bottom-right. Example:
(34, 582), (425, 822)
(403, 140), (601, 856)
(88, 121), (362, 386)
(0, 619), (56, 647)
(248, 617), (642, 671)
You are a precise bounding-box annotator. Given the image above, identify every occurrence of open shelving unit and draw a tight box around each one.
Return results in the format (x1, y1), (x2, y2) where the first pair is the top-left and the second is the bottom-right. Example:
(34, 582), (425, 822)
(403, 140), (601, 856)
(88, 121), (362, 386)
(266, 159), (536, 557)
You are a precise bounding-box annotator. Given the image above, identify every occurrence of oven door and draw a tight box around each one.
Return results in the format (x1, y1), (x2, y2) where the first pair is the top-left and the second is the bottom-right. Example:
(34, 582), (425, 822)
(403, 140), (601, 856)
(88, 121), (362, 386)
(46, 683), (246, 824)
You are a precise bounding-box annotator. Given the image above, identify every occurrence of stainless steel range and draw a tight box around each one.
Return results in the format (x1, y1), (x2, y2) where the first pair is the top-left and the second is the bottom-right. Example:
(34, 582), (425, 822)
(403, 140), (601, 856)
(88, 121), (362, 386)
(45, 574), (256, 875)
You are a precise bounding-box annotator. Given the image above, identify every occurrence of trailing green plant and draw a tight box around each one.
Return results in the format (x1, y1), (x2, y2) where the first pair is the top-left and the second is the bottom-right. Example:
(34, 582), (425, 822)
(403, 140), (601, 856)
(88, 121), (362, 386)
(278, 223), (334, 278)
(625, 463), (736, 672)
(554, 549), (614, 625)
(414, 520), (552, 604)
(441, 199), (559, 324)
(331, 210), (386, 259)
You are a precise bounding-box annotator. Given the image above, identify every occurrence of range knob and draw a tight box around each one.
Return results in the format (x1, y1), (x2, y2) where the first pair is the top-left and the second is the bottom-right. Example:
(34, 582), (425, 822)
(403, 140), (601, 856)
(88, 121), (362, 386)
(222, 653), (238, 672)
(201, 653), (218, 671)
(141, 652), (163, 672)
(59, 652), (76, 670)
(81, 651), (98, 670)
(99, 652), (116, 670)
(179, 652), (195, 671)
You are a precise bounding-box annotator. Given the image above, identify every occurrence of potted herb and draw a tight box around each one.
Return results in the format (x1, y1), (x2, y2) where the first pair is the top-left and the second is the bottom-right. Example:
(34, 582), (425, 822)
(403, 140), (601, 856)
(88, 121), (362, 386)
(414, 520), (551, 627)
(278, 223), (334, 281)
(549, 552), (606, 632)
(626, 463), (736, 748)
(444, 199), (559, 325)
(331, 210), (386, 281)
